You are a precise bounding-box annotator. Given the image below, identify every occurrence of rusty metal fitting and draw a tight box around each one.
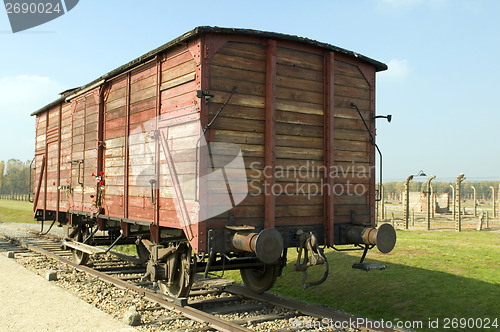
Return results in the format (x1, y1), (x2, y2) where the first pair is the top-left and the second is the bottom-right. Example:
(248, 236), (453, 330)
(344, 223), (396, 254)
(231, 232), (258, 253)
(294, 230), (329, 289)
(231, 228), (283, 264)
(361, 227), (377, 246)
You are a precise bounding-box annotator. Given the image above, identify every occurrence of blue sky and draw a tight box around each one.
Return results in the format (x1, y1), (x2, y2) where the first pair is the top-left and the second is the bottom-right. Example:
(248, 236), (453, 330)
(1, 0), (499, 182)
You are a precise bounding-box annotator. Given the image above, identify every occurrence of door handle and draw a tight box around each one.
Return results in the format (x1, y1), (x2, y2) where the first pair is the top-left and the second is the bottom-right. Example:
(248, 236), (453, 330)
(149, 179), (156, 205)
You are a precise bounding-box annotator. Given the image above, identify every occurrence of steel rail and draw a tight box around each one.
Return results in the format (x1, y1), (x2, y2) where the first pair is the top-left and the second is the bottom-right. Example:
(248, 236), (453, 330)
(3, 234), (250, 332)
(227, 284), (405, 332)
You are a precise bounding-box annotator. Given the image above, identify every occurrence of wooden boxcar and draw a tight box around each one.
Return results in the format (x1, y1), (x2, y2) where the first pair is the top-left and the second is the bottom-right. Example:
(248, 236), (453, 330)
(32, 27), (396, 296)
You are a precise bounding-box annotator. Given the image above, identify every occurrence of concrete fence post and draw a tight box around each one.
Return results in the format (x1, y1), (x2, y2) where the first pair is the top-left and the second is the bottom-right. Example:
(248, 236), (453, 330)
(490, 186), (496, 218)
(455, 174), (466, 232)
(381, 185), (385, 220)
(404, 175), (413, 230)
(477, 211), (484, 231)
(426, 175), (436, 230)
(471, 186), (477, 217)
(450, 184), (455, 220)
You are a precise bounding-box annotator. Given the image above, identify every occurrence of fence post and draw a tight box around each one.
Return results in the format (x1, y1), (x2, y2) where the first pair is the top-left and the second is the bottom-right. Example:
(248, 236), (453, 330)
(431, 186), (435, 219)
(477, 211), (484, 231)
(381, 185), (385, 220)
(404, 175), (413, 230)
(426, 175), (436, 230)
(486, 211), (489, 228)
(490, 186), (496, 218)
(455, 174), (466, 232)
(471, 186), (477, 217)
(450, 184), (455, 220)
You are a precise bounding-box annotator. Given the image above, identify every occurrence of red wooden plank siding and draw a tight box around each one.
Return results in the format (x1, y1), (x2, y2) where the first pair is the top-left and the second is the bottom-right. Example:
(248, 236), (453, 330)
(45, 106), (60, 212)
(274, 45), (324, 228)
(358, 62), (377, 227)
(264, 39), (277, 229)
(207, 40), (266, 230)
(67, 92), (99, 213)
(103, 75), (127, 217)
(333, 58), (372, 224)
(59, 102), (73, 210)
(128, 63), (156, 222)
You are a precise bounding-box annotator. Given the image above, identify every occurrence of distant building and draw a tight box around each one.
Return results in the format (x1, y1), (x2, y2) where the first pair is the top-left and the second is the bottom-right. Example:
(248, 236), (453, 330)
(408, 192), (449, 213)
(436, 193), (450, 213)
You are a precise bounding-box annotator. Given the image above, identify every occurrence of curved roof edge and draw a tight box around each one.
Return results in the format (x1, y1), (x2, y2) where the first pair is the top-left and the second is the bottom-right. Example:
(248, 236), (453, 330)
(32, 26), (387, 116)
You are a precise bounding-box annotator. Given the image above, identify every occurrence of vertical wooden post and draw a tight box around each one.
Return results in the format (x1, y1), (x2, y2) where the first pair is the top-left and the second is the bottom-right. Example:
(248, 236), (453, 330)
(124, 73), (131, 219)
(323, 51), (335, 245)
(264, 39), (277, 230)
(96, 83), (108, 230)
(154, 56), (162, 228)
(56, 104), (62, 223)
(43, 111), (49, 220)
(196, 35), (212, 252)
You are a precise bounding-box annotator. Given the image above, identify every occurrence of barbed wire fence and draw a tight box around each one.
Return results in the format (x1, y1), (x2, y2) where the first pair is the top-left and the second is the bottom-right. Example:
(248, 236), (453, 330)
(377, 178), (500, 231)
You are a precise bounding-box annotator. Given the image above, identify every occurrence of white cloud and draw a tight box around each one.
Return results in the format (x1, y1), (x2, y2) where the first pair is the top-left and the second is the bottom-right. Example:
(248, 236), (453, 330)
(380, 58), (411, 80)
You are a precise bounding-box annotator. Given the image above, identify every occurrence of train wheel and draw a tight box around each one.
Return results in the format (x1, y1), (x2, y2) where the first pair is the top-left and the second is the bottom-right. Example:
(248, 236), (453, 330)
(240, 263), (280, 294)
(158, 243), (194, 298)
(72, 226), (89, 265)
(136, 240), (150, 264)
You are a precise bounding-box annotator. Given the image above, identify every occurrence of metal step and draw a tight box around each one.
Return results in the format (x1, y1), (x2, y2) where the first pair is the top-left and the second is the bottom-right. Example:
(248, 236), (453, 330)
(62, 240), (107, 255)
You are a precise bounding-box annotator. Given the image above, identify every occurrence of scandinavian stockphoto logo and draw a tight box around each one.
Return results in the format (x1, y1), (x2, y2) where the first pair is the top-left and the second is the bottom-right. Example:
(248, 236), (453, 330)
(4, 0), (79, 33)
(129, 109), (248, 225)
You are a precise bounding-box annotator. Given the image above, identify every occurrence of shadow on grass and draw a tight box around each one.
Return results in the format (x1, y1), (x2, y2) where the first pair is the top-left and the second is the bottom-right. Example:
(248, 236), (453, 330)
(270, 251), (499, 330)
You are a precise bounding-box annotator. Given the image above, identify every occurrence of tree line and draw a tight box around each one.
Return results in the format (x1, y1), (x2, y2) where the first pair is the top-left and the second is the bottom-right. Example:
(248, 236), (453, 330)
(383, 181), (500, 200)
(0, 159), (31, 195)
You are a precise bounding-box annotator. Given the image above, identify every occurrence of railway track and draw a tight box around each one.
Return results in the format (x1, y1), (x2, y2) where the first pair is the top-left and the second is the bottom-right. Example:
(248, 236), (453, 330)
(0, 226), (403, 332)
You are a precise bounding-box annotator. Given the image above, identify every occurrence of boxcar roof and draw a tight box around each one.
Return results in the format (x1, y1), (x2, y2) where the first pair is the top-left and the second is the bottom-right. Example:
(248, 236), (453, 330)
(32, 26), (387, 116)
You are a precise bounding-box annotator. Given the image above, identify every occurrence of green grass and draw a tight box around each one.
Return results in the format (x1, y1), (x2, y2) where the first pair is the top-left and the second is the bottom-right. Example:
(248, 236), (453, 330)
(114, 244), (137, 255)
(224, 230), (500, 330)
(0, 199), (35, 223)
